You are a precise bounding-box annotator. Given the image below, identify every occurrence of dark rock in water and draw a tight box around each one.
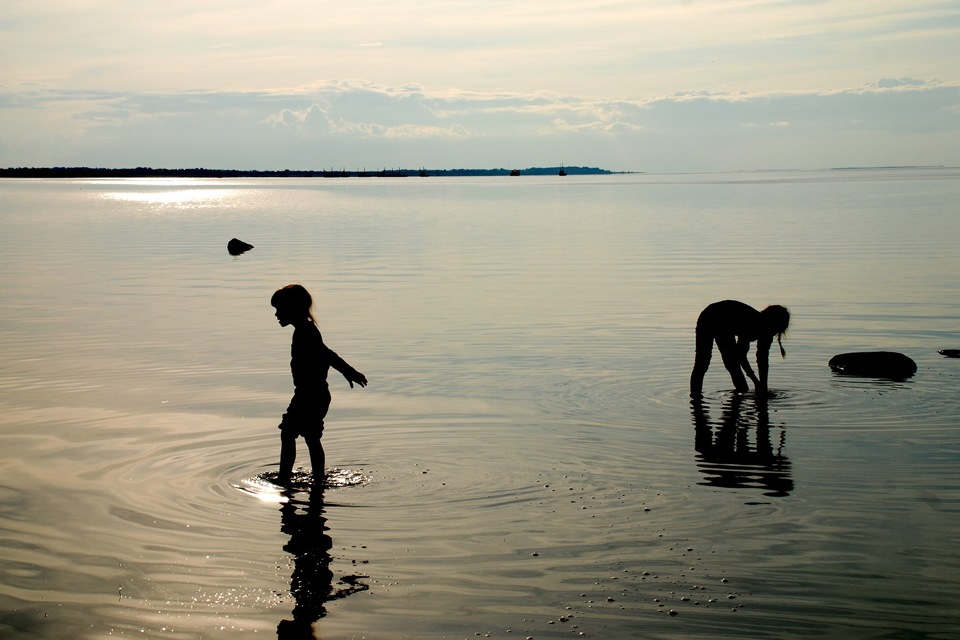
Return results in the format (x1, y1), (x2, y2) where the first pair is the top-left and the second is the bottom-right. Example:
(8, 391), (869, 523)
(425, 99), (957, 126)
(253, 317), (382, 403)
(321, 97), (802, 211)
(939, 349), (960, 358)
(828, 351), (917, 380)
(227, 238), (253, 256)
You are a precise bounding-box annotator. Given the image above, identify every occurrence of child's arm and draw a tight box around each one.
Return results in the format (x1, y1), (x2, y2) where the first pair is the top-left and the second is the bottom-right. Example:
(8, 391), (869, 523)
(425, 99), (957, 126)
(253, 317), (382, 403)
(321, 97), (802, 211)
(738, 338), (761, 386)
(755, 336), (772, 393)
(325, 347), (368, 388)
(343, 366), (368, 388)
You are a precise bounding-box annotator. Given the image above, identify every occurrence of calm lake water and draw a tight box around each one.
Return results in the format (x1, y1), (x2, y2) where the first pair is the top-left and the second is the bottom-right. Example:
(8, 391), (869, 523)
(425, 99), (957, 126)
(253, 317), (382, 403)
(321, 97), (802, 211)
(1, 169), (959, 639)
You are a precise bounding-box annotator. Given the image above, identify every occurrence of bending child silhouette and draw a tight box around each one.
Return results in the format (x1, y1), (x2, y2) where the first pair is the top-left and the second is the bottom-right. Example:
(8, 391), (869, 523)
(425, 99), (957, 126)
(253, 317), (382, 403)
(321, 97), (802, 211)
(272, 284), (367, 486)
(689, 300), (789, 397)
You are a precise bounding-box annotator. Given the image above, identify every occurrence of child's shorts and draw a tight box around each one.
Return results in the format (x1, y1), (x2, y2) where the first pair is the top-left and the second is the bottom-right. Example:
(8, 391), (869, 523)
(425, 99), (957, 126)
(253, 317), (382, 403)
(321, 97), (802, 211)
(279, 392), (329, 438)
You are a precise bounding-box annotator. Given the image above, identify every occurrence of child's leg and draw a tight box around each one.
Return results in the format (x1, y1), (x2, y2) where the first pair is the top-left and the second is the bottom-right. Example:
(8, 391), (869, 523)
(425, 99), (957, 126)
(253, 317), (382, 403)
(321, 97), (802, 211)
(305, 436), (326, 481)
(278, 430), (298, 483)
(690, 328), (714, 396)
(717, 336), (749, 392)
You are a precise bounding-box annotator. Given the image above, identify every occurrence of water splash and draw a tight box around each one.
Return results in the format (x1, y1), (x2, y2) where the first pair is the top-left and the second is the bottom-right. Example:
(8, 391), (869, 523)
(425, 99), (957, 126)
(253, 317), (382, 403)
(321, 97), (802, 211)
(234, 468), (370, 501)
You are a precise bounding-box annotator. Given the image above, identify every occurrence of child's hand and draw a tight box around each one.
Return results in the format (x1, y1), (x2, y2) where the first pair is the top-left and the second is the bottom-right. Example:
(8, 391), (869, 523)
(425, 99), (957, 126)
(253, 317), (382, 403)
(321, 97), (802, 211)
(347, 370), (368, 388)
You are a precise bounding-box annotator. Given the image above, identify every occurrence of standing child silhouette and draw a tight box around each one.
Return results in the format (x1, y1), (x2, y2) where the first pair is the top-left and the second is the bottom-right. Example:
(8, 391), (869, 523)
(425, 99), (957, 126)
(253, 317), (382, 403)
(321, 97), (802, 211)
(271, 284), (367, 485)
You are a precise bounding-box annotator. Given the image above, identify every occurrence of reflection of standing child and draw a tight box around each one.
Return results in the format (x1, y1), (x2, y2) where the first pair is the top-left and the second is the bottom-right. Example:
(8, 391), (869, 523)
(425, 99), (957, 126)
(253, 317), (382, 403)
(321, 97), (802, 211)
(271, 284), (367, 485)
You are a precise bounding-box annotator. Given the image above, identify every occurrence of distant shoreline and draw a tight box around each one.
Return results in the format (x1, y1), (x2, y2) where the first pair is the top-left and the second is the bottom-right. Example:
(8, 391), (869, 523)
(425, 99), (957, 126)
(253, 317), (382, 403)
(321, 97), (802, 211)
(0, 166), (630, 179)
(1, 166), (953, 180)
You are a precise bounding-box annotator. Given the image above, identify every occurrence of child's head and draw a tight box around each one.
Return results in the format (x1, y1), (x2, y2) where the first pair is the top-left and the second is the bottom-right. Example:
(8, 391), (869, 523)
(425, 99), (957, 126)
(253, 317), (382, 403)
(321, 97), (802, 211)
(760, 304), (790, 358)
(271, 284), (315, 325)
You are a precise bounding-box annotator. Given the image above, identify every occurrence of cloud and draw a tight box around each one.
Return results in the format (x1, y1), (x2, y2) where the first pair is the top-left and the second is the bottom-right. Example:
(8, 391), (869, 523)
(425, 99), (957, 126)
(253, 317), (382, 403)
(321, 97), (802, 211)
(636, 79), (960, 136)
(267, 102), (471, 139)
(1, 78), (958, 171)
(546, 118), (643, 134)
(873, 77), (928, 89)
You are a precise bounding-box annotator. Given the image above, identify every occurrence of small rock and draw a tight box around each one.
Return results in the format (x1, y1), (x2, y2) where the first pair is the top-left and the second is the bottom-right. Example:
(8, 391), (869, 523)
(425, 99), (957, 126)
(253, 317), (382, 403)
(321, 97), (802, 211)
(227, 238), (254, 256)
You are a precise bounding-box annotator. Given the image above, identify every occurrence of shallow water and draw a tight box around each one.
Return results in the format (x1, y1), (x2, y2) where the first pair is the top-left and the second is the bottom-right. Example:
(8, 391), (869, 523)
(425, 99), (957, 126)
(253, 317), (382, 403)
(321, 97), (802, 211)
(1, 170), (960, 638)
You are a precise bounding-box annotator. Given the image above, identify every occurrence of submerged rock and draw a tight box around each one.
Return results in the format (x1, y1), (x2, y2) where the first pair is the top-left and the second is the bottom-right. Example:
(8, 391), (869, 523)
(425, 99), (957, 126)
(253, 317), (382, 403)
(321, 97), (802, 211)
(828, 351), (917, 380)
(939, 349), (960, 358)
(227, 238), (254, 255)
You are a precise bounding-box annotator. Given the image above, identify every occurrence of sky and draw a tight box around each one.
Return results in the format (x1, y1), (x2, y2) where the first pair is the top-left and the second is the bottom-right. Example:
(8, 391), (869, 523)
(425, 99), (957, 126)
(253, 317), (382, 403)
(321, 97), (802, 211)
(1, 0), (959, 172)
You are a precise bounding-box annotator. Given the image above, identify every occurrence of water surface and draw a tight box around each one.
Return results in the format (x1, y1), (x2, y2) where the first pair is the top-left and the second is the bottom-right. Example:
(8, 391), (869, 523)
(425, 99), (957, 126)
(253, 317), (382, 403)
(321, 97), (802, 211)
(1, 170), (959, 638)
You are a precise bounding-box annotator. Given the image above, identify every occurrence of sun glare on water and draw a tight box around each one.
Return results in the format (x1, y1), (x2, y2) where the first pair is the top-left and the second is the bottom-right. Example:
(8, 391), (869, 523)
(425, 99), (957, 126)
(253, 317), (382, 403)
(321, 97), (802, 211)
(103, 188), (239, 207)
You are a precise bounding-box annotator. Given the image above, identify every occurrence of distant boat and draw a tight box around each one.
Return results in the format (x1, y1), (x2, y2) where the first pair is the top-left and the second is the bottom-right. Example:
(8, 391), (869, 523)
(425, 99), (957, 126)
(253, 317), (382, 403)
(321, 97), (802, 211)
(419, 168), (429, 177)
(559, 166), (567, 176)
(510, 169), (521, 176)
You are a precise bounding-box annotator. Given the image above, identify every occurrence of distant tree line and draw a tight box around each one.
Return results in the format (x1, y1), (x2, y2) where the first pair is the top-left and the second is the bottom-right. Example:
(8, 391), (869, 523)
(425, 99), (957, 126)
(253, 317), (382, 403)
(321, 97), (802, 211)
(0, 166), (621, 178)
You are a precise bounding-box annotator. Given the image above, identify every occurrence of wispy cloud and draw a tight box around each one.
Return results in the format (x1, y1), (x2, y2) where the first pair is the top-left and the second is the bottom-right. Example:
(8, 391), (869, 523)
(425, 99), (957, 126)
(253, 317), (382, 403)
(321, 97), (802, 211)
(3, 1), (958, 96)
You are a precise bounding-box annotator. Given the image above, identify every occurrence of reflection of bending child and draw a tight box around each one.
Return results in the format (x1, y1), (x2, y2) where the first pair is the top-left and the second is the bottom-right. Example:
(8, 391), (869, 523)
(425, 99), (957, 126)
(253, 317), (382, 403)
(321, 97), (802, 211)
(690, 300), (789, 397)
(271, 284), (367, 485)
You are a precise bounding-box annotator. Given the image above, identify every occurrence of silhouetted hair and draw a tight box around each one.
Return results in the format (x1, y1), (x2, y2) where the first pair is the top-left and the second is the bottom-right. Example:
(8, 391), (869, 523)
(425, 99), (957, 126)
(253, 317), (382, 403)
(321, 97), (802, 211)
(271, 284), (315, 324)
(761, 305), (790, 358)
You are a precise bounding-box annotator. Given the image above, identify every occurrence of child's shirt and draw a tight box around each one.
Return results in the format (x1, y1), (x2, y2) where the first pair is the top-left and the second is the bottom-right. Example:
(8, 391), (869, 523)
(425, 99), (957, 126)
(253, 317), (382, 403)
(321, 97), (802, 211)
(290, 322), (356, 391)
